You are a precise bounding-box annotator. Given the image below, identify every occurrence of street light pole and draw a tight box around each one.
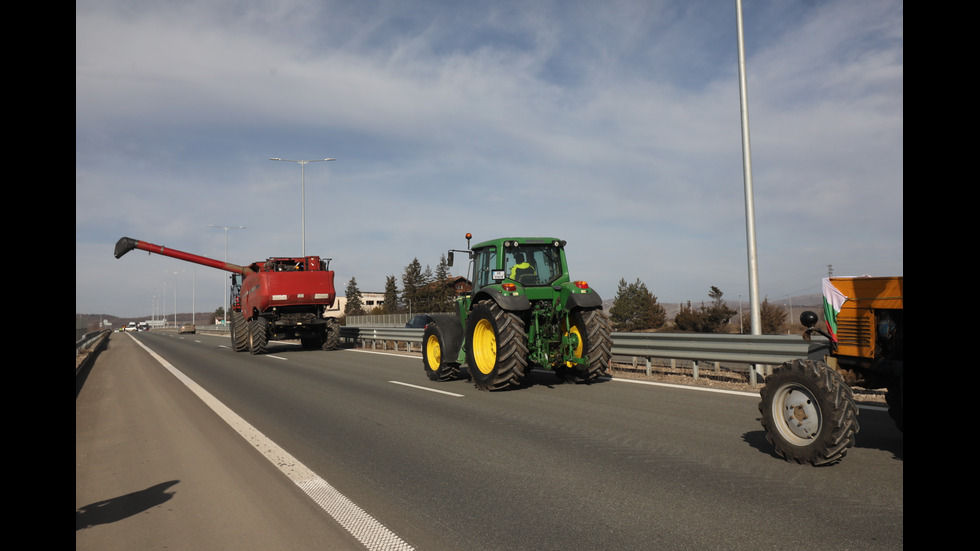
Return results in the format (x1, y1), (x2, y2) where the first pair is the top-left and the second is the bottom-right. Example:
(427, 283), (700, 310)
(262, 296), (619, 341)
(208, 225), (246, 326)
(269, 157), (335, 256)
(172, 271), (182, 328)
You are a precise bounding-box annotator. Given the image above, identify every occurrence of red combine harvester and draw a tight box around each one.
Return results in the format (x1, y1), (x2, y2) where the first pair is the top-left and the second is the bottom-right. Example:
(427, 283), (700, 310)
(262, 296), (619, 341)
(114, 237), (340, 354)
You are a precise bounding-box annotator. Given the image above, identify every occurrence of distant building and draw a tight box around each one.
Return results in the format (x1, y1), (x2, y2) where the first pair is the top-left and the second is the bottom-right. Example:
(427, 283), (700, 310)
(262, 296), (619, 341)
(361, 292), (386, 309)
(445, 276), (472, 295)
(331, 280), (471, 317)
(329, 292), (385, 317)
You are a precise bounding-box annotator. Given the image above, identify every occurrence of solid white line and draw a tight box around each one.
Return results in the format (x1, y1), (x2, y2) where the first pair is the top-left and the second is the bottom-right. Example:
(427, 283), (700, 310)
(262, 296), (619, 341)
(129, 335), (414, 551)
(610, 376), (888, 411)
(331, 347), (890, 411)
(388, 380), (464, 397)
(611, 377), (758, 397)
(350, 349), (417, 359)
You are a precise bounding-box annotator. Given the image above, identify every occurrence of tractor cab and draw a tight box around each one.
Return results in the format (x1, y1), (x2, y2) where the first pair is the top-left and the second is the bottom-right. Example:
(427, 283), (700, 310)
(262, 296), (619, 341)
(471, 238), (570, 290)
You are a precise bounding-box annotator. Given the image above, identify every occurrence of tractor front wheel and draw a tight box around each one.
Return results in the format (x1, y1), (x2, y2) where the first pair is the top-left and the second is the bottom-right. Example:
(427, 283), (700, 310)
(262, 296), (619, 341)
(759, 358), (859, 466)
(465, 300), (528, 391)
(423, 320), (460, 381)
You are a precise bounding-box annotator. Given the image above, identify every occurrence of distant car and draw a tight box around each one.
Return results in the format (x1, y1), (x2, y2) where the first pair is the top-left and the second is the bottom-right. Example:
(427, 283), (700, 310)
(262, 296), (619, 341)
(178, 324), (196, 334)
(405, 315), (433, 328)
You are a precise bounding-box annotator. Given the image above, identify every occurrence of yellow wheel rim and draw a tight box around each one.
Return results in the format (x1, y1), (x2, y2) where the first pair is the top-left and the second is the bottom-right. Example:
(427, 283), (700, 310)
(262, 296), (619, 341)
(472, 318), (497, 375)
(425, 334), (441, 371)
(564, 325), (583, 367)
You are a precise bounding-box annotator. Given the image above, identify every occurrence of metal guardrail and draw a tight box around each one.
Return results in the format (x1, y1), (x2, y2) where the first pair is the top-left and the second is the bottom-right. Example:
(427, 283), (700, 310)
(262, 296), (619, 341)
(339, 326), (829, 384)
(146, 324), (825, 385)
(610, 332), (826, 365)
(339, 327), (421, 351)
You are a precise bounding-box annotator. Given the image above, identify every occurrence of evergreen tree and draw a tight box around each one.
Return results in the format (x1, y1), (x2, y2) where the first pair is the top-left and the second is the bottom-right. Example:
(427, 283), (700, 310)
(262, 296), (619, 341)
(761, 298), (788, 334)
(609, 278), (666, 331)
(430, 254), (455, 312)
(701, 286), (737, 333)
(673, 301), (700, 332)
(344, 277), (365, 316)
(382, 275), (399, 314)
(740, 297), (788, 334)
(401, 258), (424, 313)
(673, 287), (737, 333)
(417, 264), (435, 311)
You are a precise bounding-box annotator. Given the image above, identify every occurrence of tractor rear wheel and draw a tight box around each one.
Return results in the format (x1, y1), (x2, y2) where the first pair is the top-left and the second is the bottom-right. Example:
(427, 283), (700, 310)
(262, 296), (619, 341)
(248, 316), (269, 355)
(759, 358), (859, 466)
(423, 320), (460, 381)
(560, 308), (612, 383)
(466, 300), (528, 391)
(231, 310), (248, 352)
(322, 318), (340, 351)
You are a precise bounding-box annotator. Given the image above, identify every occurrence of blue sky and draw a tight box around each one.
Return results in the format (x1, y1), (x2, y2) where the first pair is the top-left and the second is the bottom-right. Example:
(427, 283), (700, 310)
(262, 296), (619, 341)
(76, 0), (903, 319)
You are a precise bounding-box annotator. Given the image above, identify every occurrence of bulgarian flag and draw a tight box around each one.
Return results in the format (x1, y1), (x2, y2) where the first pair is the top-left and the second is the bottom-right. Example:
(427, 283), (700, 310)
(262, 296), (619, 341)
(821, 278), (848, 343)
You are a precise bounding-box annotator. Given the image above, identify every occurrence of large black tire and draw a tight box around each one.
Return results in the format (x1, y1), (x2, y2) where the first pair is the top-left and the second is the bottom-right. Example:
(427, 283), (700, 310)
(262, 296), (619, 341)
(759, 359), (860, 466)
(465, 300), (528, 391)
(248, 316), (269, 355)
(322, 318), (340, 351)
(423, 320), (460, 382)
(559, 308), (612, 383)
(231, 311), (248, 352)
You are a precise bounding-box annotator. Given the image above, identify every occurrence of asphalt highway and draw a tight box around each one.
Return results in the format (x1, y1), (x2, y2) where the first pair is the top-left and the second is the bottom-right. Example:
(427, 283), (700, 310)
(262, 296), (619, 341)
(76, 330), (903, 550)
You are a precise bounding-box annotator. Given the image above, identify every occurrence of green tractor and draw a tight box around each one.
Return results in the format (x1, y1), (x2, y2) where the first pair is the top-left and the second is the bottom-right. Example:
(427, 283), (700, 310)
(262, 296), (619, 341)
(422, 234), (613, 390)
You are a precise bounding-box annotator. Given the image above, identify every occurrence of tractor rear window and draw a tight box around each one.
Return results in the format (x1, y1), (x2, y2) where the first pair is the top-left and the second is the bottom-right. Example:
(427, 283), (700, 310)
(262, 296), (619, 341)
(504, 245), (562, 286)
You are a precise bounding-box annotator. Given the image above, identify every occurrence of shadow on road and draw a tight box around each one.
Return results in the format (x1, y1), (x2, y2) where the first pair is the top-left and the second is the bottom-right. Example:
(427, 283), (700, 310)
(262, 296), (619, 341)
(76, 480), (179, 531)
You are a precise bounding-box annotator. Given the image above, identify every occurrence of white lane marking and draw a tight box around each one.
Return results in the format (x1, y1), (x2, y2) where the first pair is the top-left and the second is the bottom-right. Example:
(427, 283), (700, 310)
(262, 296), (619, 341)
(350, 349), (417, 359)
(266, 355), (289, 360)
(611, 377), (758, 397)
(388, 381), (464, 397)
(611, 377), (888, 411)
(129, 335), (414, 551)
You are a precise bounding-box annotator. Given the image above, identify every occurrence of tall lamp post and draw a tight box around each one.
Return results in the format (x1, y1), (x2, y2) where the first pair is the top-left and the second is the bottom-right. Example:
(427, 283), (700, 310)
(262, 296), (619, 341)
(170, 270), (183, 328)
(736, 0), (762, 384)
(208, 224), (246, 326)
(269, 157), (335, 256)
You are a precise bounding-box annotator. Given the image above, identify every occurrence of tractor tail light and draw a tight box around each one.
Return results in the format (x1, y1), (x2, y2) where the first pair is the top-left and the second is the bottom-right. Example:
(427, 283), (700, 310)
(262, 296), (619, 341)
(574, 281), (589, 289)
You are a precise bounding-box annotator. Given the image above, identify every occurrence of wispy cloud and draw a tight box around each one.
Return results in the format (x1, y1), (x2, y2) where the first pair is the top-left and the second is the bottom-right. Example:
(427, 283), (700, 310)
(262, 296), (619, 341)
(77, 0), (902, 317)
